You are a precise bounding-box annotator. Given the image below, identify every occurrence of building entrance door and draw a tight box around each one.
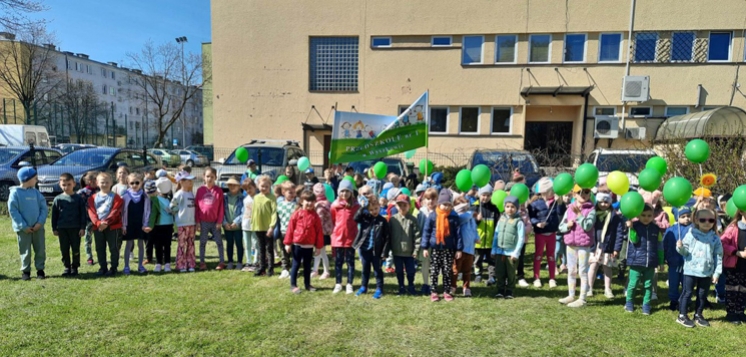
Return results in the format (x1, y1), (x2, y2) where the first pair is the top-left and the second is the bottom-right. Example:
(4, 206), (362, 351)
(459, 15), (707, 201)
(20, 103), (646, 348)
(524, 122), (573, 167)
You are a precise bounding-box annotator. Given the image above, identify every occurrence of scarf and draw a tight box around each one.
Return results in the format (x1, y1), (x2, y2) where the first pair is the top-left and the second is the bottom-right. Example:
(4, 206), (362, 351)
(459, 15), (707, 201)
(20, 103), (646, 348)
(435, 207), (451, 245)
(596, 209), (609, 223)
(127, 188), (144, 204)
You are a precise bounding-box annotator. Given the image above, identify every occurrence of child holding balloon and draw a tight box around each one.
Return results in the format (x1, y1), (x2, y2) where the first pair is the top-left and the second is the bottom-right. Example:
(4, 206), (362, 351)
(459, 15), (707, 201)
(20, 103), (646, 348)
(587, 192), (624, 298)
(558, 185), (596, 308)
(663, 206), (692, 311)
(528, 178), (560, 288)
(617, 204), (663, 315)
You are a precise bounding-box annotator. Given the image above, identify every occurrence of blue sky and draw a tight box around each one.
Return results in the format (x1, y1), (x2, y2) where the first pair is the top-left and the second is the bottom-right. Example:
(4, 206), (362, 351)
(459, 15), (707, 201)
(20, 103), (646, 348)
(29, 0), (210, 64)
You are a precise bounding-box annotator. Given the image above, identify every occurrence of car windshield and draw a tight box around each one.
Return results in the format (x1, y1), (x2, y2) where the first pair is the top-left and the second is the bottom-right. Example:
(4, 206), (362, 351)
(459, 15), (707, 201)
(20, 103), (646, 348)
(52, 150), (113, 166)
(348, 160), (402, 176)
(596, 154), (654, 172)
(472, 152), (538, 173)
(0, 149), (23, 164)
(225, 147), (284, 166)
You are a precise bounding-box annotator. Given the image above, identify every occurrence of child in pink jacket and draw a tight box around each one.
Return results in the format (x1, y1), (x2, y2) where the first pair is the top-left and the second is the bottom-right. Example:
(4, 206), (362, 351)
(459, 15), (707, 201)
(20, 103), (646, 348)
(330, 179), (359, 294)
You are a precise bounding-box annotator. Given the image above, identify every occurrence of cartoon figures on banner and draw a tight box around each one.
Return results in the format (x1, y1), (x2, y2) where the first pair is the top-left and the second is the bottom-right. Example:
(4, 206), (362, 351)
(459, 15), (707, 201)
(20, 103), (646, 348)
(340, 122), (352, 138)
(401, 114), (411, 126)
(414, 104), (425, 123)
(353, 121), (365, 138)
(365, 125), (376, 138)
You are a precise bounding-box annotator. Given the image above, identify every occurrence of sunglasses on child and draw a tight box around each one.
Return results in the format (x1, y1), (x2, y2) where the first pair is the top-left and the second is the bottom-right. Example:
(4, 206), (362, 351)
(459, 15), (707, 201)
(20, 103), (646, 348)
(129, 181), (141, 186)
(698, 218), (716, 223)
(580, 189), (591, 195)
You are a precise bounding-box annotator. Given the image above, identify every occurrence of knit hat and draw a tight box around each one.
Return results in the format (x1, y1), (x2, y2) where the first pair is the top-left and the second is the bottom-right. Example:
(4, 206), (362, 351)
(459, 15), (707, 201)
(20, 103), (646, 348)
(156, 178), (173, 194)
(17, 167), (36, 183)
(313, 183), (325, 197)
(144, 180), (157, 194)
(596, 192), (612, 203)
(536, 177), (553, 194)
(437, 189), (453, 205)
(338, 179), (353, 194)
(415, 184), (426, 194)
(504, 195), (519, 210)
(478, 184), (493, 196)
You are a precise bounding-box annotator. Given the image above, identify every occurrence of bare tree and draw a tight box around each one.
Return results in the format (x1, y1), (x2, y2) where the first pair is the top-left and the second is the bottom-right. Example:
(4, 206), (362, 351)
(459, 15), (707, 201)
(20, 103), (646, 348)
(127, 40), (203, 147)
(53, 78), (107, 143)
(0, 0), (47, 32)
(0, 25), (60, 124)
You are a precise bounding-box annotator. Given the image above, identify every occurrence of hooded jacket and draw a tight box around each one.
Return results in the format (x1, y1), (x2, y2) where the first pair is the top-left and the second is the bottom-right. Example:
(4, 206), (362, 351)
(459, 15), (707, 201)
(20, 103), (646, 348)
(330, 198), (360, 248)
(720, 222), (746, 269)
(473, 200), (499, 249)
(677, 227), (723, 280)
(223, 191), (245, 230)
(663, 223), (692, 270)
(529, 197), (560, 235)
(615, 221), (662, 268)
(283, 208), (324, 249)
(8, 186), (48, 233)
(457, 211), (479, 255)
(352, 208), (391, 257)
(421, 210), (463, 251)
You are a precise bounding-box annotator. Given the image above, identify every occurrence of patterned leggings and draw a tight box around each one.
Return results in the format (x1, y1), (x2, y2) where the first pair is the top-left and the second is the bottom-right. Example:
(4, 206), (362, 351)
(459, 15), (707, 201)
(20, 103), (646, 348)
(429, 249), (454, 293)
(176, 225), (196, 270)
(726, 269), (746, 315)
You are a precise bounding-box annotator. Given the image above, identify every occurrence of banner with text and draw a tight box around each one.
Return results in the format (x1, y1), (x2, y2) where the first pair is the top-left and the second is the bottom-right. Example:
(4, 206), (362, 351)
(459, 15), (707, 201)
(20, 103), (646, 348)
(330, 92), (428, 163)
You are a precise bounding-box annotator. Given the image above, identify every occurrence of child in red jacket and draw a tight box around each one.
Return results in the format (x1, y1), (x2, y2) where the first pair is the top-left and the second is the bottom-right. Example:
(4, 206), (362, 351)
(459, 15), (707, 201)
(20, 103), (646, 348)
(284, 190), (324, 293)
(330, 179), (360, 294)
(87, 172), (124, 276)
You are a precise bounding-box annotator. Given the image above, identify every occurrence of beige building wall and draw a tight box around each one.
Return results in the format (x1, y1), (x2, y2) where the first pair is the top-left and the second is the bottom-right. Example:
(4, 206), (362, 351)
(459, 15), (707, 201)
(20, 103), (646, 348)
(211, 0), (746, 166)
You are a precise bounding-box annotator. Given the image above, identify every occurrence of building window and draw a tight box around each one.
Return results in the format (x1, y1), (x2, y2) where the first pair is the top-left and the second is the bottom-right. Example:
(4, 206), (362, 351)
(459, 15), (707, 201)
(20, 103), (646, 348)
(102, 85), (107, 95)
(371, 37), (391, 48)
(495, 35), (517, 63)
(461, 35), (484, 65)
(630, 106), (652, 117)
(563, 34), (586, 63)
(634, 32), (658, 62)
(430, 107), (448, 134)
(111, 71), (115, 80)
(599, 33), (622, 62)
(101, 68), (106, 77)
(109, 87), (115, 96)
(529, 34), (551, 63)
(309, 37), (359, 92)
(459, 107), (480, 134)
(431, 36), (452, 47)
(594, 107), (616, 116)
(491, 108), (512, 134)
(670, 32), (695, 62)
(136, 108), (140, 115)
(708, 32), (731, 62)
(665, 106), (689, 117)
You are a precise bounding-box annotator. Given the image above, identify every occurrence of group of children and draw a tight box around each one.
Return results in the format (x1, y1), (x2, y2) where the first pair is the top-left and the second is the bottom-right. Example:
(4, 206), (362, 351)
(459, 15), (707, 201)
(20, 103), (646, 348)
(8, 161), (746, 327)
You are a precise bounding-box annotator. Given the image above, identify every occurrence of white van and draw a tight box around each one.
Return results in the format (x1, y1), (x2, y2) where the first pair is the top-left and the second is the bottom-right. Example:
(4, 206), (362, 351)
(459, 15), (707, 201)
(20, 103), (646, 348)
(586, 148), (658, 188)
(0, 125), (51, 147)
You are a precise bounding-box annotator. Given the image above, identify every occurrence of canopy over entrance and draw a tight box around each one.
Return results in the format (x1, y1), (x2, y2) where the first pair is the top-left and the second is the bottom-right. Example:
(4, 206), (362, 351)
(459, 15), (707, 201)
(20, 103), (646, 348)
(655, 106), (746, 141)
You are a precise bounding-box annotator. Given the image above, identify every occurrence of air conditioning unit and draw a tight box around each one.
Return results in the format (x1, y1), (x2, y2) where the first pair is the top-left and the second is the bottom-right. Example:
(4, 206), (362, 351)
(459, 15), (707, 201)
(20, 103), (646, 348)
(622, 76), (650, 102)
(625, 127), (647, 140)
(594, 116), (619, 139)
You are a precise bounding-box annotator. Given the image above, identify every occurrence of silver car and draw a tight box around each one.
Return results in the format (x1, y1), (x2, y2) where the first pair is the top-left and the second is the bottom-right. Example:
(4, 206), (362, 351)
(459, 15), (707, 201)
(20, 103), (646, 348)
(214, 140), (305, 190)
(173, 149), (208, 167)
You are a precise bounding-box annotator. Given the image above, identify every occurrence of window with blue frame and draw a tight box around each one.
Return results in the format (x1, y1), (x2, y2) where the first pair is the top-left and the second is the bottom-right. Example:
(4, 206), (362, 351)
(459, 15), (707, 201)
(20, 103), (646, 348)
(371, 37), (391, 48)
(431, 36), (452, 47)
(599, 33), (622, 62)
(671, 32), (695, 61)
(634, 32), (657, 62)
(462, 36), (484, 65)
(708, 32), (731, 61)
(309, 37), (359, 91)
(564, 34), (586, 62)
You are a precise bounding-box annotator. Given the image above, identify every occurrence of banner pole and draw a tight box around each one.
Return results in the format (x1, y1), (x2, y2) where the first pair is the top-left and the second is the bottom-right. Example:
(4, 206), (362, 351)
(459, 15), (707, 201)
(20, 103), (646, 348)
(425, 90), (430, 180)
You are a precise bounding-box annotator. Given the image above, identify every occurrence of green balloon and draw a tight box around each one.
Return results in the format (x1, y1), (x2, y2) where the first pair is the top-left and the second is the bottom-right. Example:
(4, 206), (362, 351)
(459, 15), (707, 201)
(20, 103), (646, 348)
(235, 147), (249, 163)
(645, 156), (667, 176)
(663, 177), (693, 207)
(638, 168), (662, 192)
(685, 139), (710, 164)
(373, 161), (387, 179)
(324, 183), (335, 202)
(275, 175), (289, 185)
(455, 169), (473, 192)
(471, 164), (491, 188)
(726, 198), (739, 219)
(733, 185), (746, 211)
(620, 191), (645, 219)
(343, 175), (357, 190)
(574, 163), (599, 189)
(510, 183), (530, 204)
(400, 187), (411, 196)
(553, 173), (575, 196)
(491, 190), (508, 212)
(297, 157), (311, 171)
(419, 159), (434, 176)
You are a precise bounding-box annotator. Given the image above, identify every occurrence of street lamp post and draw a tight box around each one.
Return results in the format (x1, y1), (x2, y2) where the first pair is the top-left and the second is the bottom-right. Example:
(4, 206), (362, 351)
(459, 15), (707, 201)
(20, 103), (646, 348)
(175, 36), (188, 149)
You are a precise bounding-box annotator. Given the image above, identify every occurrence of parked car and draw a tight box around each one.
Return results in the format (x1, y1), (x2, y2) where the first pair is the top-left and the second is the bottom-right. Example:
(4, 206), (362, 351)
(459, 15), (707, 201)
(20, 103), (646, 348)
(36, 147), (158, 200)
(347, 158), (410, 178)
(56, 144), (96, 154)
(186, 145), (214, 161)
(214, 140), (304, 190)
(0, 124), (51, 147)
(468, 150), (543, 189)
(0, 146), (63, 201)
(149, 148), (181, 167)
(586, 149), (657, 188)
(172, 149), (208, 167)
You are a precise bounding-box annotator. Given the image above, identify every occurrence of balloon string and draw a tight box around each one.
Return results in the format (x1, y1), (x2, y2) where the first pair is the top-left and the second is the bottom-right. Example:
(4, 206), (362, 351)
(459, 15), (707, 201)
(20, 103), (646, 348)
(699, 164), (704, 200)
(543, 199), (557, 224)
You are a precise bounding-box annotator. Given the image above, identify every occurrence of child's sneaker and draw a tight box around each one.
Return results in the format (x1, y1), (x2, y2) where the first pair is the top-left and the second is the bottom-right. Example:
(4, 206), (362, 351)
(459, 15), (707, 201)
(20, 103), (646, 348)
(188, 268), (195, 272)
(642, 304), (652, 315)
(355, 287), (367, 297)
(96, 269), (107, 276)
(180, 269), (187, 273)
(62, 268), (71, 277)
(463, 288), (472, 297)
(558, 296), (575, 304)
(319, 272), (330, 280)
(474, 276), (482, 283)
(215, 263), (226, 271)
(71, 269), (78, 276)
(533, 279), (542, 288)
(333, 284), (343, 294)
(694, 314), (710, 327)
(279, 270), (290, 279)
(407, 285), (417, 296)
(486, 277), (496, 286)
(227, 262), (233, 270)
(199, 262), (207, 271)
(87, 258), (94, 266)
(346, 284), (354, 294)
(430, 293), (440, 302)
(421, 284), (431, 295)
(548, 279), (557, 288)
(310, 271), (319, 278)
(586, 290), (594, 297)
(123, 267), (131, 275)
(138, 266), (147, 274)
(449, 287), (457, 295)
(36, 270), (45, 280)
(495, 290), (504, 299)
(668, 301), (679, 311)
(604, 289), (615, 299)
(164, 264), (171, 272)
(292, 287), (302, 294)
(234, 263), (241, 270)
(397, 287), (406, 296)
(726, 313), (742, 325)
(677, 314), (695, 328)
(518, 279), (529, 287)
(624, 301), (634, 313)
(154, 264), (162, 273)
(443, 293), (454, 302)
(651, 292), (658, 301)
(241, 265), (253, 272)
(567, 299), (586, 308)
(21, 271), (30, 281)
(307, 286), (317, 292)
(385, 267), (395, 274)
(372, 289), (383, 299)
(504, 290), (514, 299)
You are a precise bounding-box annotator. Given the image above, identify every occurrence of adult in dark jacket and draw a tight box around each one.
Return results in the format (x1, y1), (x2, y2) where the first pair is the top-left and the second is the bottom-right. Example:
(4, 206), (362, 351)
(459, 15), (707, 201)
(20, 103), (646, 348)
(587, 192), (625, 299)
(353, 199), (391, 298)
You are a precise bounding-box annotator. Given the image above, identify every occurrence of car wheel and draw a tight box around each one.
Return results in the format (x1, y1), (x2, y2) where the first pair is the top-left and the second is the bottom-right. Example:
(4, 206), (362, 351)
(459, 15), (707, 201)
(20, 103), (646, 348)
(186, 160), (194, 167)
(0, 182), (11, 201)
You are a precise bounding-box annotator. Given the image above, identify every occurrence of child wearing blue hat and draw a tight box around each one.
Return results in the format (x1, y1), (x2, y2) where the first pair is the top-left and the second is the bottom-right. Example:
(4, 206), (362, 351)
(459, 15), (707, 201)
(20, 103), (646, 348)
(663, 206), (692, 311)
(8, 167), (48, 280)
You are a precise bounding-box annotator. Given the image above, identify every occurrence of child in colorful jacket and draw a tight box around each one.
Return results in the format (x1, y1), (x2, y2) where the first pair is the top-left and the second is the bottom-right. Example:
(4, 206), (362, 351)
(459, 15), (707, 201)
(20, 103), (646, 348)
(491, 196), (525, 299)
(352, 197), (391, 299)
(390, 194), (421, 295)
(558, 186), (596, 308)
(663, 206), (692, 311)
(587, 192), (624, 299)
(422, 189), (463, 302)
(283, 190), (324, 294)
(473, 184), (499, 285)
(528, 178), (560, 288)
(452, 196), (479, 297)
(330, 179), (360, 294)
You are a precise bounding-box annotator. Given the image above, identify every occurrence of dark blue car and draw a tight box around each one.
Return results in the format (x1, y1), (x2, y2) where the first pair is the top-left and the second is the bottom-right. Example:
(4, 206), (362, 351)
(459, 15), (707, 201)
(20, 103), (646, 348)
(0, 146), (63, 201)
(36, 147), (158, 201)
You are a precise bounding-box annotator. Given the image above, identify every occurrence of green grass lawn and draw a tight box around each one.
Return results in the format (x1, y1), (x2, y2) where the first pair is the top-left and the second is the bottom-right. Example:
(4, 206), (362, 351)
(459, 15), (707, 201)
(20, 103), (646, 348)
(0, 216), (741, 356)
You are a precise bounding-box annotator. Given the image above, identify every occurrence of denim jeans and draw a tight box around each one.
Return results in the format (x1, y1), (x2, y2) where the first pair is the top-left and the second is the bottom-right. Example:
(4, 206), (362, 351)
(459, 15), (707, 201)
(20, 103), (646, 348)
(359, 248), (383, 291)
(393, 256), (416, 289)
